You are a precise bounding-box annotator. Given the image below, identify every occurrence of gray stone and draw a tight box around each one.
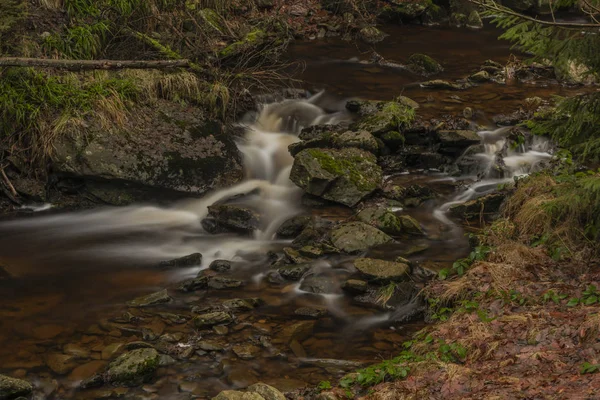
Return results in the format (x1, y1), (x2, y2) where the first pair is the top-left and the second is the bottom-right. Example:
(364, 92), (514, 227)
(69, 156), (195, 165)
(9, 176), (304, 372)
(128, 289), (172, 307)
(290, 148), (382, 207)
(232, 344), (262, 360)
(205, 204), (260, 234)
(420, 80), (471, 90)
(469, 70), (491, 83)
(158, 253), (202, 268)
(299, 275), (339, 294)
(0, 374), (33, 400)
(436, 130), (481, 157)
(212, 390), (245, 400)
(330, 222), (393, 253)
(359, 26), (387, 44)
(294, 307), (328, 318)
(223, 298), (264, 311)
(208, 277), (244, 290)
(193, 312), (233, 328)
(276, 215), (311, 238)
(406, 53), (443, 76)
(449, 193), (506, 221)
(209, 259), (232, 272)
(353, 258), (410, 282)
(178, 276), (209, 292)
(277, 264), (312, 281)
(105, 348), (161, 386)
(247, 383), (286, 400)
(342, 279), (369, 294)
(357, 207), (404, 236)
(52, 119), (244, 198)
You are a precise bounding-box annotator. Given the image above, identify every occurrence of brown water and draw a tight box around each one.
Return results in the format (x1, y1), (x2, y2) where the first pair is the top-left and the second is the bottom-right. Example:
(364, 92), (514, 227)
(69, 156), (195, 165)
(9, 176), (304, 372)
(0, 25), (585, 400)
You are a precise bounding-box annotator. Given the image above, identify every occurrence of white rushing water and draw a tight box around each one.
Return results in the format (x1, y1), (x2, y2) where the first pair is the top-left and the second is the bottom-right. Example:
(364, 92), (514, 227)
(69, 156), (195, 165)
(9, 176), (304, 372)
(0, 92), (350, 271)
(434, 126), (553, 225)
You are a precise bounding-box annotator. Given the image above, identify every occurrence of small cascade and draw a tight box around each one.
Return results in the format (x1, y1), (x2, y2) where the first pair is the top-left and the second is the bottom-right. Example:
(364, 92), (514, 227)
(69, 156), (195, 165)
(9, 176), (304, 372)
(0, 92), (351, 270)
(435, 126), (553, 224)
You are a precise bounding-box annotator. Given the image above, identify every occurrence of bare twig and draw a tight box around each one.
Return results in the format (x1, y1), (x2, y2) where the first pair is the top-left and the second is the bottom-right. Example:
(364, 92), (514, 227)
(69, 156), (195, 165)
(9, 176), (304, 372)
(0, 57), (190, 70)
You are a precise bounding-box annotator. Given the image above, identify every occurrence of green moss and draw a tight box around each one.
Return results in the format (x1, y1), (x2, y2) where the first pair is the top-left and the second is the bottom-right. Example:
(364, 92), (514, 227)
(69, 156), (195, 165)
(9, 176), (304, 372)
(408, 53), (443, 75)
(0, 0), (26, 52)
(306, 148), (379, 192)
(219, 29), (266, 58)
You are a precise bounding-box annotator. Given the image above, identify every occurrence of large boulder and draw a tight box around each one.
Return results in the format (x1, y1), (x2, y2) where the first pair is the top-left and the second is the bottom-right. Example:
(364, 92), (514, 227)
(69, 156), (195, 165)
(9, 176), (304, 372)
(289, 130), (379, 157)
(330, 222), (393, 253)
(0, 374), (33, 400)
(290, 148), (382, 207)
(349, 99), (417, 136)
(105, 348), (161, 386)
(53, 117), (244, 196)
(353, 258), (410, 282)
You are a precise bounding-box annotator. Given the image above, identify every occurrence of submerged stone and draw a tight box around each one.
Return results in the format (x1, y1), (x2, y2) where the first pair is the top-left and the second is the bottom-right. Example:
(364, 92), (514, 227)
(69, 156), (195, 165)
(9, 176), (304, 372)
(232, 344), (262, 360)
(330, 222), (393, 253)
(277, 264), (312, 281)
(294, 307), (328, 318)
(223, 298), (264, 311)
(105, 348), (161, 386)
(206, 204), (260, 234)
(353, 258), (410, 282)
(178, 276), (209, 292)
(208, 277), (244, 290)
(209, 259), (232, 272)
(158, 252), (202, 268)
(0, 374), (33, 399)
(406, 53), (443, 76)
(290, 147), (382, 207)
(193, 312), (233, 328)
(128, 289), (172, 307)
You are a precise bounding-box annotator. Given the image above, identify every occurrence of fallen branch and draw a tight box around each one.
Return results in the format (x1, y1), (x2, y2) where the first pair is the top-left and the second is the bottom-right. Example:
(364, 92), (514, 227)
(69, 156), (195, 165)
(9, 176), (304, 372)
(0, 57), (190, 70)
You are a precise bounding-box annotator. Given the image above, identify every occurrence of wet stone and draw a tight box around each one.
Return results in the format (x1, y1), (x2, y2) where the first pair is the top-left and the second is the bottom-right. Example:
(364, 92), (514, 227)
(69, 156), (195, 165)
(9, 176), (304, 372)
(213, 325), (229, 335)
(63, 343), (90, 359)
(193, 312), (233, 328)
(232, 344), (262, 360)
(294, 307), (328, 318)
(178, 276), (209, 292)
(277, 263), (312, 281)
(209, 259), (232, 272)
(101, 343), (125, 360)
(247, 383), (286, 400)
(342, 279), (369, 294)
(283, 247), (310, 264)
(105, 348), (161, 386)
(208, 277), (244, 290)
(46, 353), (77, 375)
(212, 390), (246, 400)
(353, 258), (410, 282)
(223, 298), (264, 311)
(1, 374), (34, 397)
(198, 341), (225, 352)
(158, 252), (202, 268)
(276, 215), (311, 238)
(280, 321), (315, 344)
(299, 275), (339, 294)
(331, 222), (393, 253)
(289, 340), (307, 358)
(128, 289), (172, 307)
(125, 342), (154, 350)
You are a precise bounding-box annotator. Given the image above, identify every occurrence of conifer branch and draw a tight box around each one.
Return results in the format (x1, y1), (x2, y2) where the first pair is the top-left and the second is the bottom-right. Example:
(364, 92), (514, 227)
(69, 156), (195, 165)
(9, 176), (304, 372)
(470, 0), (600, 28)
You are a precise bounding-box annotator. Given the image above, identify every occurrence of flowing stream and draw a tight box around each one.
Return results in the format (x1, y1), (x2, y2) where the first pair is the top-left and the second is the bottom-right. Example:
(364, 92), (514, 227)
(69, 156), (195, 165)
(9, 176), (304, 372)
(0, 24), (576, 400)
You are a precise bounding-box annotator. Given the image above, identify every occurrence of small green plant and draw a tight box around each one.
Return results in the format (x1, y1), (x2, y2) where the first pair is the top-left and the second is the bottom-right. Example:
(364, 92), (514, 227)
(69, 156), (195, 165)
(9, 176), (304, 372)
(581, 362), (600, 374)
(542, 290), (567, 304)
(317, 381), (332, 391)
(567, 285), (599, 307)
(438, 340), (467, 363)
(428, 298), (453, 321)
(439, 245), (491, 280)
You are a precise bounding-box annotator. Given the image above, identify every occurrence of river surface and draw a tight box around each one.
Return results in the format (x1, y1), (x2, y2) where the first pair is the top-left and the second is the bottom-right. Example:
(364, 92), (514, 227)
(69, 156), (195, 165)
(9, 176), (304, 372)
(0, 24), (584, 399)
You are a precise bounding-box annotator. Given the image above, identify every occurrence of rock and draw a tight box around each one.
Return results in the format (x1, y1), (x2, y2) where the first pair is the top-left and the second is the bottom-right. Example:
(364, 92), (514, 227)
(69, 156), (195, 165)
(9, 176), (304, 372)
(330, 222), (393, 253)
(205, 204), (260, 234)
(208, 277), (244, 289)
(420, 80), (470, 90)
(336, 130), (379, 154)
(63, 343), (90, 359)
(247, 383), (286, 400)
(351, 99), (416, 136)
(0, 375), (32, 400)
(435, 130), (481, 157)
(379, 0), (430, 21)
(101, 343), (125, 360)
(212, 390), (245, 400)
(353, 258), (410, 282)
(223, 298), (264, 311)
(283, 247), (311, 264)
(128, 289), (172, 307)
(299, 275), (339, 294)
(354, 282), (416, 310)
(289, 340), (307, 358)
(232, 344), (262, 360)
(399, 215), (425, 236)
(449, 193), (506, 221)
(158, 252), (202, 268)
(294, 307), (328, 318)
(290, 148), (382, 207)
(467, 10), (483, 28)
(280, 321), (315, 344)
(357, 207), (404, 236)
(277, 264), (312, 281)
(469, 70), (491, 83)
(380, 131), (405, 151)
(276, 216), (311, 238)
(359, 26), (387, 44)
(53, 119), (243, 198)
(406, 54), (443, 76)
(105, 348), (161, 386)
(342, 279), (369, 294)
(193, 312), (233, 328)
(178, 276), (209, 292)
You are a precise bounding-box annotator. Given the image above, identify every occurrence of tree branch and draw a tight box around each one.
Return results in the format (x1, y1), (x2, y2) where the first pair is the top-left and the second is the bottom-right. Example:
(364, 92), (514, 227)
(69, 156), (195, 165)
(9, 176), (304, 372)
(470, 0), (600, 28)
(0, 57), (190, 70)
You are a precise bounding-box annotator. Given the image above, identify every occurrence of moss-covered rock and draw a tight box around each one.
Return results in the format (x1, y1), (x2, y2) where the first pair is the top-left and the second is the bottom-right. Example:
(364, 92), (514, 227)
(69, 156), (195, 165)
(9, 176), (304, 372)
(289, 130), (379, 156)
(380, 131), (405, 151)
(247, 383), (286, 400)
(0, 374), (33, 400)
(219, 29), (266, 59)
(435, 130), (481, 157)
(379, 0), (432, 22)
(330, 222), (393, 253)
(467, 10), (483, 28)
(351, 99), (417, 136)
(357, 207), (404, 236)
(105, 348), (161, 386)
(399, 215), (425, 236)
(359, 26), (387, 44)
(420, 79), (471, 90)
(193, 312), (234, 328)
(290, 148), (382, 207)
(204, 204), (260, 234)
(469, 70), (491, 83)
(276, 215), (311, 238)
(277, 263), (312, 281)
(353, 258), (410, 282)
(407, 53), (444, 76)
(128, 289), (172, 307)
